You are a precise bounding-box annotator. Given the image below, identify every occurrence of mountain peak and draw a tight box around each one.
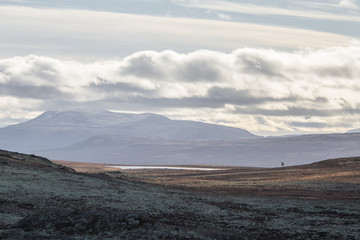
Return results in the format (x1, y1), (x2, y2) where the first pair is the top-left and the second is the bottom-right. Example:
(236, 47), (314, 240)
(2, 109), (259, 142)
(23, 109), (170, 127)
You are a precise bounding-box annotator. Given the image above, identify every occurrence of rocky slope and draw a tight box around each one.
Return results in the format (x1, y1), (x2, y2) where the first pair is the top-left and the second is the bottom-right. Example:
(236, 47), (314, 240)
(0, 149), (73, 171)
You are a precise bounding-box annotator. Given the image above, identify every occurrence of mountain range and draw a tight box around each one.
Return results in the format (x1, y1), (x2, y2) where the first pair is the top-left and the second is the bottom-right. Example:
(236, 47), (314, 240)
(1, 109), (360, 167)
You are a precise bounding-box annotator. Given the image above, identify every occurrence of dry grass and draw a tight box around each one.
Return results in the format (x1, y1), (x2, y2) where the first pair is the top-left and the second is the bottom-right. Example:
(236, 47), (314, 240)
(53, 157), (360, 200)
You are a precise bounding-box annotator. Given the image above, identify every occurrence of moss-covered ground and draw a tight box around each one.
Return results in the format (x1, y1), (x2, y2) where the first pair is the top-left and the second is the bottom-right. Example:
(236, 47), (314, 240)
(1, 153), (360, 239)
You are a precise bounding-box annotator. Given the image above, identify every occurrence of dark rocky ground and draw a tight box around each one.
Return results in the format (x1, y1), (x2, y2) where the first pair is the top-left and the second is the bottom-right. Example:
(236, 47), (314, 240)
(1, 149), (360, 239)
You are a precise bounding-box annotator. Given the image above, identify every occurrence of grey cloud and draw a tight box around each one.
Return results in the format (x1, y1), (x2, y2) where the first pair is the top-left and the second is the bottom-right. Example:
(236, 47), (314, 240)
(121, 51), (228, 83)
(235, 51), (285, 78)
(256, 116), (267, 125)
(233, 48), (360, 82)
(236, 106), (360, 117)
(16, 57), (61, 83)
(290, 121), (329, 128)
(235, 107), (335, 117)
(0, 83), (68, 100)
(89, 79), (154, 94)
(207, 87), (264, 105)
(206, 87), (300, 106)
(178, 58), (224, 82)
(111, 96), (226, 109)
(344, 106), (360, 115)
(314, 97), (328, 103)
(94, 87), (301, 110)
(121, 54), (164, 79)
(315, 65), (357, 79)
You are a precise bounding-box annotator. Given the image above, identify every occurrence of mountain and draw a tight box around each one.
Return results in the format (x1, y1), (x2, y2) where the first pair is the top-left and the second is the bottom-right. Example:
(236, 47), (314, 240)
(2, 109), (360, 167)
(38, 132), (360, 167)
(347, 128), (360, 133)
(0, 109), (258, 152)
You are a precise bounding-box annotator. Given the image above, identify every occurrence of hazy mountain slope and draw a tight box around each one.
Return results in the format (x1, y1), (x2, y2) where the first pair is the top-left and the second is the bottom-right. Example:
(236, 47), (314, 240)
(0, 110), (258, 152)
(2, 110), (360, 167)
(347, 128), (360, 133)
(39, 132), (360, 167)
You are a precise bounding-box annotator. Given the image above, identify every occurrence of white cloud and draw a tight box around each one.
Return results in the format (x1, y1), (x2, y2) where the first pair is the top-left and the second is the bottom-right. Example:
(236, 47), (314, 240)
(0, 6), (355, 60)
(338, 0), (359, 9)
(1, 46), (360, 134)
(206, 9), (231, 21)
(0, 96), (42, 127)
(174, 0), (360, 22)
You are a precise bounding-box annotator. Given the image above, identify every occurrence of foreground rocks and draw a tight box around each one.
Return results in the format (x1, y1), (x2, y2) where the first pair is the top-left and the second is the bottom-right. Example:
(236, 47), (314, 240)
(1, 150), (360, 239)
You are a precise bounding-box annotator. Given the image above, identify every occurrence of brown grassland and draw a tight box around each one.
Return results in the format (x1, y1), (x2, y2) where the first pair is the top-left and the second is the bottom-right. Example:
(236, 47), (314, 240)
(54, 157), (360, 200)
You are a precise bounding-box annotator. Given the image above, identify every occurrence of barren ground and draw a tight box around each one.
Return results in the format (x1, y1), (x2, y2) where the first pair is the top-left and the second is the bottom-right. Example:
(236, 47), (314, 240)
(1, 151), (359, 239)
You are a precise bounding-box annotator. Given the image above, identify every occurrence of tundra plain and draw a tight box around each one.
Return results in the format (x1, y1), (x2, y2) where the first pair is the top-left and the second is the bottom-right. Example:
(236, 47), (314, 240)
(1, 150), (360, 239)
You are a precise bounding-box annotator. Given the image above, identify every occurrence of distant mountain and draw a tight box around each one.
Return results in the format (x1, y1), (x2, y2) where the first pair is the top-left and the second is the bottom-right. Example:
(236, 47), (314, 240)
(38, 132), (360, 167)
(2, 110), (360, 167)
(347, 128), (360, 133)
(0, 109), (258, 152)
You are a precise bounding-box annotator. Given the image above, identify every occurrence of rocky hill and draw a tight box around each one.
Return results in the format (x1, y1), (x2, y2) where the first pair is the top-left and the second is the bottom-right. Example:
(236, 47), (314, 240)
(0, 149), (73, 171)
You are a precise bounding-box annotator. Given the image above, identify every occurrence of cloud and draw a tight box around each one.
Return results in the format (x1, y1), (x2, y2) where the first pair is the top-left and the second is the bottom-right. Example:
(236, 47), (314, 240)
(338, 0), (359, 9)
(0, 96), (42, 127)
(174, 0), (360, 22)
(206, 9), (231, 21)
(121, 52), (165, 79)
(1, 46), (360, 134)
(235, 107), (339, 117)
(0, 5), (355, 60)
(290, 121), (329, 128)
(0, 84), (67, 100)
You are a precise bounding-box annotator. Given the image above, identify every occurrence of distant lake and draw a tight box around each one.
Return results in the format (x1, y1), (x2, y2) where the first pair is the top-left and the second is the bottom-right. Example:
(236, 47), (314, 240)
(106, 166), (223, 171)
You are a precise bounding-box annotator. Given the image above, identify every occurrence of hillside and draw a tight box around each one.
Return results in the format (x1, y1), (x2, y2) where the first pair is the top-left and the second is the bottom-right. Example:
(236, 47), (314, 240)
(0, 149), (72, 171)
(1, 150), (360, 239)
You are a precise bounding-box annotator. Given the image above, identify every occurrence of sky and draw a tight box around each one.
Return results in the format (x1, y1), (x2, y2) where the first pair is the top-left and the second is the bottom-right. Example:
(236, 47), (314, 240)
(0, 0), (359, 136)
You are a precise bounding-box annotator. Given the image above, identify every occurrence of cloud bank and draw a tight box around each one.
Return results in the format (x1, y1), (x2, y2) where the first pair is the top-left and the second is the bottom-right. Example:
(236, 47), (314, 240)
(1, 46), (360, 134)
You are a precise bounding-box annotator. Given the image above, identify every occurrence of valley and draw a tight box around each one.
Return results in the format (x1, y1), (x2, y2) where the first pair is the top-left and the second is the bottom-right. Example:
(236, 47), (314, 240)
(55, 157), (360, 200)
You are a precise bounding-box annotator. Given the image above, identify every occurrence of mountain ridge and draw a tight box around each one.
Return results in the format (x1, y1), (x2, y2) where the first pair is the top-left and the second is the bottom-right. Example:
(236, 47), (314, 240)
(2, 109), (360, 167)
(38, 131), (360, 167)
(0, 109), (258, 151)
